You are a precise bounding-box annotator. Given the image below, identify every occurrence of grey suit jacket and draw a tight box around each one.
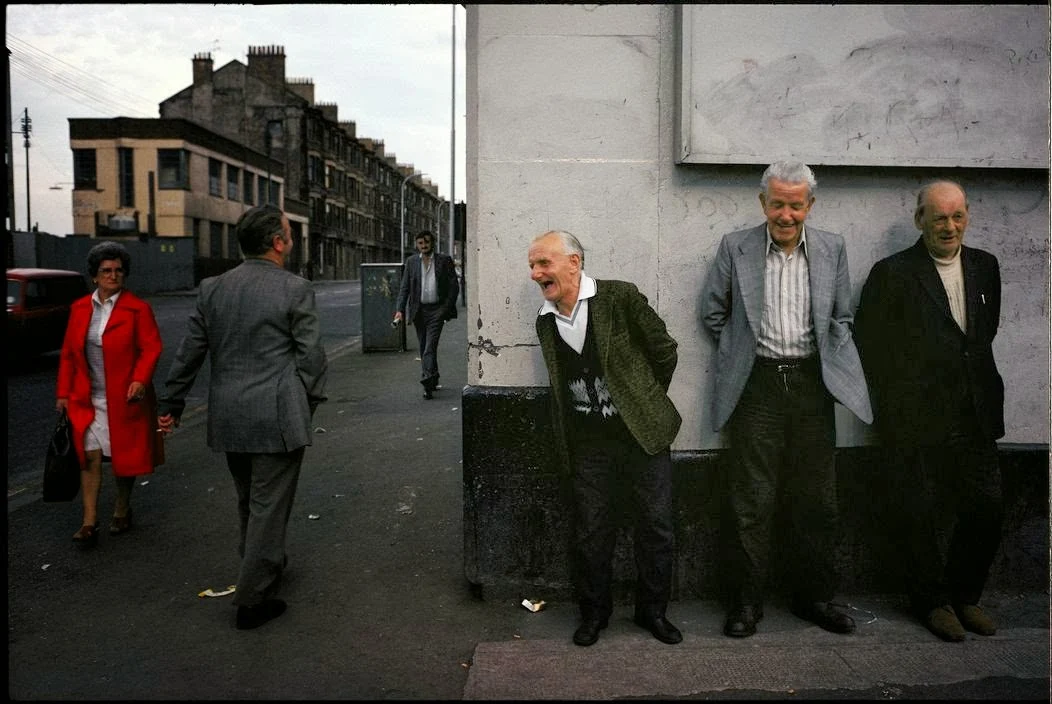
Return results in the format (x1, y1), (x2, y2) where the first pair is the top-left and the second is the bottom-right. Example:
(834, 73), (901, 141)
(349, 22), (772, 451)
(160, 259), (328, 453)
(700, 224), (872, 431)
(537, 279), (682, 472)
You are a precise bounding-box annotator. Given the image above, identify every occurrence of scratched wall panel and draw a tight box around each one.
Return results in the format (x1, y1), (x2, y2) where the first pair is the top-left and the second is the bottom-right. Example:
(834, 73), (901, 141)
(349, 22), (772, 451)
(677, 5), (1051, 168)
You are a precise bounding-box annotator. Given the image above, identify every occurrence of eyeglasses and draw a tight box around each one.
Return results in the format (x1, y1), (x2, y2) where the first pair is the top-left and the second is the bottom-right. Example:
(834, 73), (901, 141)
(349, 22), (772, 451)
(99, 267), (125, 276)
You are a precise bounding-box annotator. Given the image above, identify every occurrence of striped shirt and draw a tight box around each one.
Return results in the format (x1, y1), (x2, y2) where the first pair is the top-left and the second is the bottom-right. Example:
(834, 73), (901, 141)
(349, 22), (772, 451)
(757, 227), (816, 359)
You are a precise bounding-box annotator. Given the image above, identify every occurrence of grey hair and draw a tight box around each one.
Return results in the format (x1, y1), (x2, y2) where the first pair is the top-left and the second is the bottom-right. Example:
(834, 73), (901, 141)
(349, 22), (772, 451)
(915, 180), (969, 219)
(534, 230), (585, 268)
(87, 241), (132, 277)
(760, 161), (817, 197)
(236, 205), (285, 256)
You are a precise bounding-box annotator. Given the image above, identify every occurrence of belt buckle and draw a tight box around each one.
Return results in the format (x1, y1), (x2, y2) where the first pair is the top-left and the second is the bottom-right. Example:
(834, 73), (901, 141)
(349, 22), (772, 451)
(776, 363), (793, 374)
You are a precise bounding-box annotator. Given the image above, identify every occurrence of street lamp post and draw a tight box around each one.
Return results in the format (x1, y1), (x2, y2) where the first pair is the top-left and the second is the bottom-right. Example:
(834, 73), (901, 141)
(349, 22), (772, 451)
(400, 171), (425, 259)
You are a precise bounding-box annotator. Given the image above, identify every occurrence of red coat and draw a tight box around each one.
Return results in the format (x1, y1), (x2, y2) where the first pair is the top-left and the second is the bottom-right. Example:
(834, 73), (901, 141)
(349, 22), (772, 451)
(57, 289), (163, 476)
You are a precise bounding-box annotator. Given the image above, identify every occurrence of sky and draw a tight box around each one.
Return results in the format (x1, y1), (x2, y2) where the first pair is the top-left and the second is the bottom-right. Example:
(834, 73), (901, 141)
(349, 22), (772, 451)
(6, 3), (466, 236)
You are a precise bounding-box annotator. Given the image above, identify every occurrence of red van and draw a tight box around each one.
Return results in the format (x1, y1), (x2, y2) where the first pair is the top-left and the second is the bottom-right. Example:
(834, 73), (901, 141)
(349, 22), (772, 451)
(7, 268), (89, 358)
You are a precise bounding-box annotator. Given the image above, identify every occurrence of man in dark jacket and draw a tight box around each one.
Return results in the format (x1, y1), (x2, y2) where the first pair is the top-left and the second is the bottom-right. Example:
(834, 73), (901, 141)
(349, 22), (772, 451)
(528, 229), (682, 647)
(395, 231), (459, 399)
(855, 180), (1005, 643)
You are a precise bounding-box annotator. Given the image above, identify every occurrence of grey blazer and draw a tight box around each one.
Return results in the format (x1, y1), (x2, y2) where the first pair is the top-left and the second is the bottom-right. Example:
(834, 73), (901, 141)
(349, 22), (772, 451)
(700, 224), (872, 431)
(160, 259), (328, 453)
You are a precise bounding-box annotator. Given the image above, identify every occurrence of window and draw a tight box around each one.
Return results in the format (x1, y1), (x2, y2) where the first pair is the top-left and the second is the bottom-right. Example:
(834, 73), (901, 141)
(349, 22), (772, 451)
(227, 165), (240, 201)
(308, 155), (322, 184)
(209, 158), (222, 197)
(209, 220), (223, 257)
(258, 176), (267, 206)
(73, 149), (96, 189)
(227, 224), (239, 258)
(243, 171), (254, 206)
(118, 147), (134, 207)
(269, 179), (279, 206)
(157, 149), (189, 189)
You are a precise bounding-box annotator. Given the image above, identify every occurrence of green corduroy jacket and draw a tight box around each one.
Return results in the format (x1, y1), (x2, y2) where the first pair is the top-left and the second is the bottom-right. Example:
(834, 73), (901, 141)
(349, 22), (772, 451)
(536, 279), (682, 473)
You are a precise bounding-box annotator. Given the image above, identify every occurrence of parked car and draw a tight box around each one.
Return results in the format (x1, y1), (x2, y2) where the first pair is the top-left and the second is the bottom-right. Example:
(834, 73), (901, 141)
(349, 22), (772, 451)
(7, 268), (89, 359)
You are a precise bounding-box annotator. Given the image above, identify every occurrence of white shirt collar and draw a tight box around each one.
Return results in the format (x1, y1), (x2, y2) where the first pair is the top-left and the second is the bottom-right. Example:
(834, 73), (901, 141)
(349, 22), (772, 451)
(538, 274), (596, 320)
(92, 289), (121, 306)
(539, 274), (595, 355)
(765, 225), (808, 256)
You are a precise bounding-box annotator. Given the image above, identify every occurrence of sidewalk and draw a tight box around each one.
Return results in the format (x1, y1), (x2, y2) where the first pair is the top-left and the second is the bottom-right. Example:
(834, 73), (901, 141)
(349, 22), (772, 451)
(7, 312), (1049, 700)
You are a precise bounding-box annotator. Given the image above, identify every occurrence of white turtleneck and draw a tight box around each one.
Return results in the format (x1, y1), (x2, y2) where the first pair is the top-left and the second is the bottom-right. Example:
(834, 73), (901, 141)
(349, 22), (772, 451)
(930, 247), (966, 334)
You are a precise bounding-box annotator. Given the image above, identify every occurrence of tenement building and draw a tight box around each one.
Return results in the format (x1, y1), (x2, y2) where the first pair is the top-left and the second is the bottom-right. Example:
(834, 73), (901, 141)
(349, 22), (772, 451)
(159, 45), (446, 279)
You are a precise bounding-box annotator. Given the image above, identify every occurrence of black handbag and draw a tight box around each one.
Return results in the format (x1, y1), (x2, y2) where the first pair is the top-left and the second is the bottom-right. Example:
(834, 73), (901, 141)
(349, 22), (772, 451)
(42, 410), (81, 502)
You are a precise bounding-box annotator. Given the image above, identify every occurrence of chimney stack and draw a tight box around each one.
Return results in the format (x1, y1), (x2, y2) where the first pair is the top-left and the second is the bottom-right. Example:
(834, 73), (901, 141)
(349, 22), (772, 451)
(247, 45), (286, 87)
(192, 52), (213, 86)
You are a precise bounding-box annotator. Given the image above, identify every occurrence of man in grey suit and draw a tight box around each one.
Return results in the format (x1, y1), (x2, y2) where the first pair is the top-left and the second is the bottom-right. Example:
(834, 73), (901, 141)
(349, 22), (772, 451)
(700, 161), (872, 638)
(394, 230), (459, 400)
(158, 205), (328, 630)
(529, 230), (682, 648)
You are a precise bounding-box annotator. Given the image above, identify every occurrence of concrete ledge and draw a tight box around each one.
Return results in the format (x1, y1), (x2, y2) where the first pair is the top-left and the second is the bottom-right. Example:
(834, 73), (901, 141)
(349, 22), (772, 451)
(462, 385), (1049, 602)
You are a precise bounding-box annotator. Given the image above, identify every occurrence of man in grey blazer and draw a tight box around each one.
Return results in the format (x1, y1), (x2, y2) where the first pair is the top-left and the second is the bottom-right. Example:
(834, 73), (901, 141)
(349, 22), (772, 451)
(529, 230), (682, 648)
(700, 161), (872, 639)
(394, 230), (459, 400)
(158, 205), (328, 630)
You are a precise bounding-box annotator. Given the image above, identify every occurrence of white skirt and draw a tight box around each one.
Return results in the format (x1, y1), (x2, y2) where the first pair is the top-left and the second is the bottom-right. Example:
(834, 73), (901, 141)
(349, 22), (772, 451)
(83, 393), (112, 457)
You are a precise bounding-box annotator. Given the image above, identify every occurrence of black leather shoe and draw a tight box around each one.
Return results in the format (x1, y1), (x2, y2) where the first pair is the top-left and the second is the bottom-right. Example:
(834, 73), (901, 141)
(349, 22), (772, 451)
(724, 604), (763, 638)
(633, 613), (683, 644)
(236, 599), (287, 630)
(791, 601), (855, 634)
(572, 617), (608, 646)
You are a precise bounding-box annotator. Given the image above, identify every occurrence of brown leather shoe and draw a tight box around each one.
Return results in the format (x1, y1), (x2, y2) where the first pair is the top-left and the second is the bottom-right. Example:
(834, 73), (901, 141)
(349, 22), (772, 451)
(925, 604), (967, 642)
(954, 604), (996, 636)
(109, 508), (133, 535)
(72, 524), (98, 548)
(724, 604), (763, 638)
(791, 601), (856, 634)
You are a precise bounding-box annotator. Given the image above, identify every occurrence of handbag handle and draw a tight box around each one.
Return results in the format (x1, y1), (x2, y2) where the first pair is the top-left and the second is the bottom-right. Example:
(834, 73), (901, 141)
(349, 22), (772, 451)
(51, 410), (72, 456)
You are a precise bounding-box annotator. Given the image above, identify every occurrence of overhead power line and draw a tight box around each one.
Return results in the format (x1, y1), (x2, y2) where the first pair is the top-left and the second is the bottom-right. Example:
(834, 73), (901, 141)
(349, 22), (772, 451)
(7, 33), (158, 117)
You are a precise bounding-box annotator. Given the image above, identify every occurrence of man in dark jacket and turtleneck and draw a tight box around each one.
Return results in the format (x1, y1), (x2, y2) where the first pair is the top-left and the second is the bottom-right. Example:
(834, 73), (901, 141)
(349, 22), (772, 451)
(855, 180), (1005, 643)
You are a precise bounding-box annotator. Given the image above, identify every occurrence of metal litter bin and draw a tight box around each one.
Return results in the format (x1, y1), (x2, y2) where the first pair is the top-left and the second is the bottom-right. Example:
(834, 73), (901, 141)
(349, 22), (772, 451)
(360, 263), (406, 352)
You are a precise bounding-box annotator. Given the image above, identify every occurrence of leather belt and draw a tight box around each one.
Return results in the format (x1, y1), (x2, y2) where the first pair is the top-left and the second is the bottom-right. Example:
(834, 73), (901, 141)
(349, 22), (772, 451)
(754, 355), (816, 371)
(755, 355), (817, 392)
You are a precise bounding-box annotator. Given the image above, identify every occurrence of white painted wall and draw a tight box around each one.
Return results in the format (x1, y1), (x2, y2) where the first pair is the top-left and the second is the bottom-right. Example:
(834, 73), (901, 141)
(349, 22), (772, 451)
(466, 4), (1050, 449)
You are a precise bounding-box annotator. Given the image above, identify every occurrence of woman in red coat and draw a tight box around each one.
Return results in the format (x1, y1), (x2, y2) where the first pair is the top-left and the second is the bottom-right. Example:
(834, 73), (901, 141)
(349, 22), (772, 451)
(56, 242), (163, 548)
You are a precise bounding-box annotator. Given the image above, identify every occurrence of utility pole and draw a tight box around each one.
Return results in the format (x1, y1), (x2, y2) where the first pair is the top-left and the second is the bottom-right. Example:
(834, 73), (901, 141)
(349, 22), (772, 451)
(449, 5), (456, 257)
(21, 107), (31, 232)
